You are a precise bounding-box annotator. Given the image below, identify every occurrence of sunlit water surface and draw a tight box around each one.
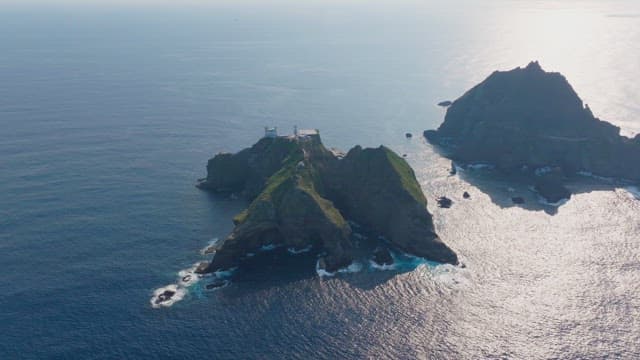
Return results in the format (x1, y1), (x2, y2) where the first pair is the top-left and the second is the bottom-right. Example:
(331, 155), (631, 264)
(1, 1), (639, 358)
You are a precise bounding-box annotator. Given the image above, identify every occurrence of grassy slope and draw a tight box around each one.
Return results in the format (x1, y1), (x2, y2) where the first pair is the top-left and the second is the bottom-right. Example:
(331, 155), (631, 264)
(382, 146), (427, 206)
(233, 138), (346, 229)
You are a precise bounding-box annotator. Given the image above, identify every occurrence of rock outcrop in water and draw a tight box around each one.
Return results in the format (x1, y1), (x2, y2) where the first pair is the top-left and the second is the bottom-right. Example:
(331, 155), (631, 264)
(197, 131), (458, 273)
(424, 61), (640, 202)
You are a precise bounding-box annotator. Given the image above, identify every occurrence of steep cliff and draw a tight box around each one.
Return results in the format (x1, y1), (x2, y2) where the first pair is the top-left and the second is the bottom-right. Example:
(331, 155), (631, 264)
(325, 146), (458, 264)
(425, 61), (640, 200)
(198, 133), (458, 273)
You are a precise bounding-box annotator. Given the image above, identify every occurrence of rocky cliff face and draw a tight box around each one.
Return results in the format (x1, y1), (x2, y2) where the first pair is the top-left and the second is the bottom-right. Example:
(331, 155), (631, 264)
(198, 133), (458, 273)
(425, 61), (640, 200)
(325, 146), (458, 264)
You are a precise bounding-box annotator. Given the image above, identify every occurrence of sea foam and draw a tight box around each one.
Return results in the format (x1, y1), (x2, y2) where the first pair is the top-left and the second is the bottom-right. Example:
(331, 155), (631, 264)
(626, 186), (640, 200)
(150, 284), (186, 309)
(536, 195), (569, 207)
(150, 263), (205, 308)
(287, 245), (312, 254)
(315, 259), (335, 278)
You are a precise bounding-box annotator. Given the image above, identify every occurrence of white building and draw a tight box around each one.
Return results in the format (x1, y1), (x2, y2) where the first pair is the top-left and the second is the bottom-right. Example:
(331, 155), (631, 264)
(264, 127), (278, 138)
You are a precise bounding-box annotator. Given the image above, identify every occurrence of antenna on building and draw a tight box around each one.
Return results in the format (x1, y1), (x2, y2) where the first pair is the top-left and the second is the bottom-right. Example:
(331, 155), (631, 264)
(294, 125), (298, 137)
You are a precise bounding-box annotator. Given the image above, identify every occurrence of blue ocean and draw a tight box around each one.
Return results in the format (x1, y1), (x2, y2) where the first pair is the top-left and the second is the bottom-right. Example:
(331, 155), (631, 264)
(2, 1), (640, 358)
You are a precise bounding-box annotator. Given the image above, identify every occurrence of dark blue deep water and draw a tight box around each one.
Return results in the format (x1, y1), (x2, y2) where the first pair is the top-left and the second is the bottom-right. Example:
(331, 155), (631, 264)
(2, 1), (640, 359)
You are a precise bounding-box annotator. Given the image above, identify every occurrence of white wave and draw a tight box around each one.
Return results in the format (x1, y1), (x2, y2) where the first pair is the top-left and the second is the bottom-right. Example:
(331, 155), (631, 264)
(369, 260), (395, 271)
(338, 261), (363, 273)
(534, 166), (552, 176)
(287, 245), (312, 254)
(577, 170), (615, 183)
(467, 163), (494, 170)
(150, 284), (186, 309)
(214, 267), (237, 278)
(151, 262), (209, 308)
(536, 195), (569, 207)
(178, 263), (202, 287)
(260, 244), (278, 251)
(315, 259), (335, 278)
(201, 237), (221, 255)
(626, 186), (640, 200)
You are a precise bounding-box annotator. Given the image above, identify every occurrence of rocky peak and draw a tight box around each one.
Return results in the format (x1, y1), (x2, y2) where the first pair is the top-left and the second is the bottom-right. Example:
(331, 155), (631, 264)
(425, 62), (640, 203)
(524, 60), (542, 72)
(198, 133), (458, 274)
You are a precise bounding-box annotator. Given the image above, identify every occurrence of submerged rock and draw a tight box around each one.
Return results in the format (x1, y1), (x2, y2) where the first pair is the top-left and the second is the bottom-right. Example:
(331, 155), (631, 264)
(205, 278), (229, 290)
(198, 132), (458, 275)
(511, 197), (525, 204)
(534, 169), (571, 203)
(405, 133), (413, 138)
(437, 100), (453, 107)
(424, 61), (640, 199)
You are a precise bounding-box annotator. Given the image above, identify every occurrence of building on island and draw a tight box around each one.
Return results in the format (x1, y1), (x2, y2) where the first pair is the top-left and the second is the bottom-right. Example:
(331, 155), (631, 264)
(264, 127), (278, 138)
(264, 126), (318, 140)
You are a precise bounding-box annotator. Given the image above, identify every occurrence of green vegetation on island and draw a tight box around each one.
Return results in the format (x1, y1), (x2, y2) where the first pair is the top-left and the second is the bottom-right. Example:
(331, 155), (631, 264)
(197, 131), (458, 273)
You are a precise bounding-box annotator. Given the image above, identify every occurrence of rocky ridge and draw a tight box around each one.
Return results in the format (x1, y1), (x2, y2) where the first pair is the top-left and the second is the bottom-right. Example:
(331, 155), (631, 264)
(425, 61), (640, 202)
(197, 132), (458, 273)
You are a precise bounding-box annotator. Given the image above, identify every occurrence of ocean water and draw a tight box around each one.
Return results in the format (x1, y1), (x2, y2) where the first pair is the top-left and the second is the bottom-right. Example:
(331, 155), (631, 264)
(2, 1), (640, 358)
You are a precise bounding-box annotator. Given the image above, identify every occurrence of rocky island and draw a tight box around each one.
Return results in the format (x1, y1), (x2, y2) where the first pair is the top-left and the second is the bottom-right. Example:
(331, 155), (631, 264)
(197, 128), (458, 274)
(425, 61), (640, 203)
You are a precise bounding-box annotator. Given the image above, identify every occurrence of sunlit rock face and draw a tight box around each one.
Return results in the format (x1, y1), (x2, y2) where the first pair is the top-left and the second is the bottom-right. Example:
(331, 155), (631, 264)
(425, 61), (640, 199)
(197, 133), (458, 273)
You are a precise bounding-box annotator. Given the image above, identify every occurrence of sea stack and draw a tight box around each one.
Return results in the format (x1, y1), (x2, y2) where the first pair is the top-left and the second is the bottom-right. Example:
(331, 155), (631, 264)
(197, 128), (458, 274)
(424, 61), (640, 202)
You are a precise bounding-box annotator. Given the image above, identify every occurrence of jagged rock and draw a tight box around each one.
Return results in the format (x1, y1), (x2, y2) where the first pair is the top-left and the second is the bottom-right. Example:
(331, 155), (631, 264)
(534, 168), (571, 203)
(155, 290), (175, 304)
(372, 247), (393, 266)
(405, 133), (413, 138)
(196, 137), (300, 199)
(450, 161), (457, 175)
(424, 61), (640, 199)
(194, 262), (209, 274)
(463, 191), (470, 199)
(199, 133), (458, 274)
(437, 196), (453, 208)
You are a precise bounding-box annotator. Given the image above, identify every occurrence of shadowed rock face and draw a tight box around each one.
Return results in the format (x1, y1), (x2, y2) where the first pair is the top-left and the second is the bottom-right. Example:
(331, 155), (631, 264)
(425, 61), (640, 200)
(198, 134), (458, 273)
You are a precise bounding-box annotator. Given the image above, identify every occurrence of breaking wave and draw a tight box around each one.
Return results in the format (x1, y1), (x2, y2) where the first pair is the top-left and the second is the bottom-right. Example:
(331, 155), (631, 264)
(625, 186), (640, 200)
(287, 245), (312, 254)
(150, 263), (205, 308)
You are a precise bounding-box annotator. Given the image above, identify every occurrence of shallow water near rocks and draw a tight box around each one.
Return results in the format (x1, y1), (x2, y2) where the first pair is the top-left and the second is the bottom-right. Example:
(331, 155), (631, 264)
(2, 1), (640, 358)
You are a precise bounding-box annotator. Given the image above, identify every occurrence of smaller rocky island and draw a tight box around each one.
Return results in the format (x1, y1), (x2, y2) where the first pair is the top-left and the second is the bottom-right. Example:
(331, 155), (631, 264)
(197, 128), (458, 275)
(425, 61), (640, 203)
